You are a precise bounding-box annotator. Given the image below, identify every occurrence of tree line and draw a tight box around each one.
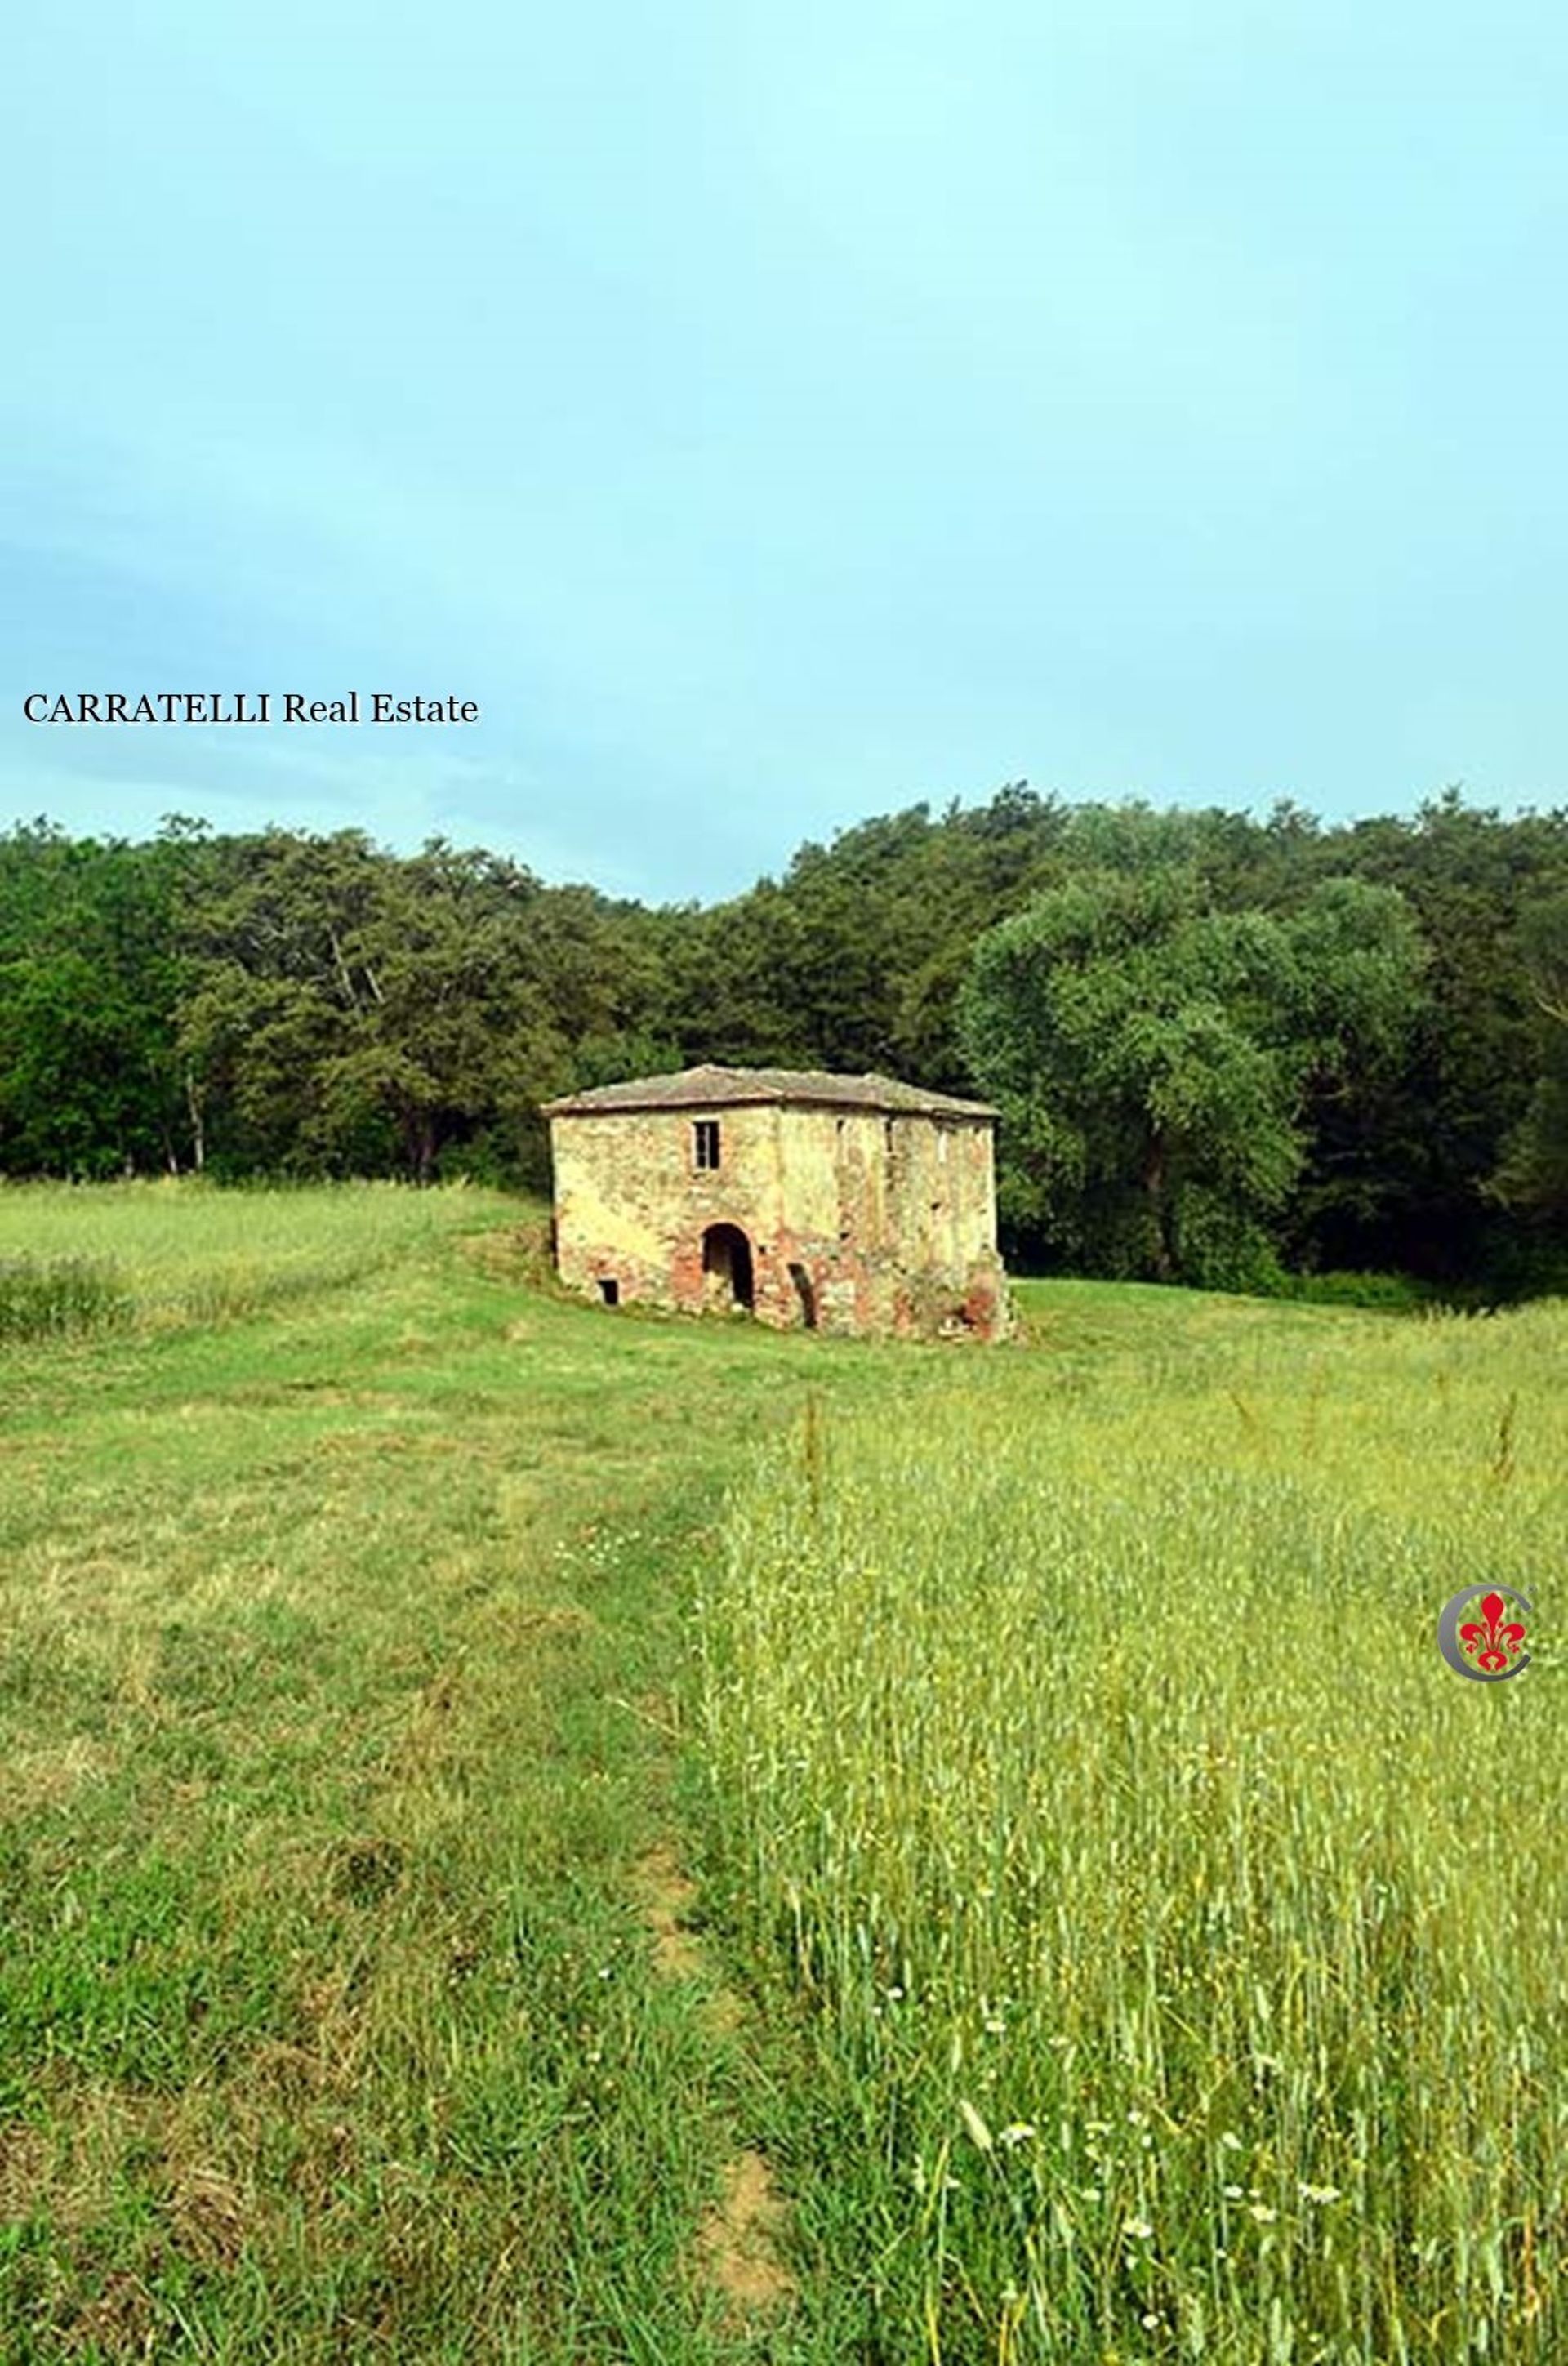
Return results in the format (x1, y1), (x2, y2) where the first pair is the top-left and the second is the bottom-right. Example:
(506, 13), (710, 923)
(2, 786), (1565, 1294)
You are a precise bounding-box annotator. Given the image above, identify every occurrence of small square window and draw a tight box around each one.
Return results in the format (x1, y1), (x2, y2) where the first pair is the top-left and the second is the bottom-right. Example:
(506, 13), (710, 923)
(693, 1119), (721, 1170)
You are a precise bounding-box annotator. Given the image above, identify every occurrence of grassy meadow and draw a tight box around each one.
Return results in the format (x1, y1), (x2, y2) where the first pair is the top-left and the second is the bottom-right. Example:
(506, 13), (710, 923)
(0, 1180), (494, 1338)
(0, 1187), (1561, 2362)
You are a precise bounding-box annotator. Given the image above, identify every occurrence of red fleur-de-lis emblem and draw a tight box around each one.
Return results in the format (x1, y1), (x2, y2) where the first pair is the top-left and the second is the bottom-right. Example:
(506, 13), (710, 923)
(1459, 1592), (1527, 1673)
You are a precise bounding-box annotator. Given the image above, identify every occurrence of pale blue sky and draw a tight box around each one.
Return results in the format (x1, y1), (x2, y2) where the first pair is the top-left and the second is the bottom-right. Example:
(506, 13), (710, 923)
(3, 0), (1564, 901)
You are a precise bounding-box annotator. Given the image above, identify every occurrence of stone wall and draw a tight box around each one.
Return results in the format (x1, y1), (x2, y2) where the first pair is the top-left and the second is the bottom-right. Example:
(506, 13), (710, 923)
(549, 1098), (1008, 1340)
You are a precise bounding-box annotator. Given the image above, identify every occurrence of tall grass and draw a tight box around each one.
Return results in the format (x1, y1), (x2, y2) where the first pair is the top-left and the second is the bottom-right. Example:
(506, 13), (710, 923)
(0, 1255), (130, 1341)
(697, 1303), (1568, 2362)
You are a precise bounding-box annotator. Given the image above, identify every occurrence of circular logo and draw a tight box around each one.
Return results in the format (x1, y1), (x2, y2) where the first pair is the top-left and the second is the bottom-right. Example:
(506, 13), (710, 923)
(1436, 1585), (1532, 1682)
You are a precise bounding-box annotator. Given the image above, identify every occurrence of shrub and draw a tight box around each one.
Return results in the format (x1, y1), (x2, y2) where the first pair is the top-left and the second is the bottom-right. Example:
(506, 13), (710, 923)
(1274, 1268), (1436, 1312)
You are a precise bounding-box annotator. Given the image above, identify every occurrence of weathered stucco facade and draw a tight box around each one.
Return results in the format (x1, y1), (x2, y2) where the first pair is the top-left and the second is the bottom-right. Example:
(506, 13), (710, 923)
(541, 1065), (1009, 1340)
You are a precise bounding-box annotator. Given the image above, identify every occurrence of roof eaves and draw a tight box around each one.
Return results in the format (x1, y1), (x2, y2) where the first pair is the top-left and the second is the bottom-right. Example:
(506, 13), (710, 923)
(541, 1081), (997, 1121)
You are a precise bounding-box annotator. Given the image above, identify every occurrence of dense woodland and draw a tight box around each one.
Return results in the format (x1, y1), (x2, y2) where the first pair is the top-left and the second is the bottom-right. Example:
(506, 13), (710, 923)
(2, 787), (1566, 1294)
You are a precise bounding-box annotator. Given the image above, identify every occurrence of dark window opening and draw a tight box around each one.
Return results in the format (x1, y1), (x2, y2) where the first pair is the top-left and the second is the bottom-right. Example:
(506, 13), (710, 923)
(598, 1277), (620, 1307)
(693, 1119), (721, 1170)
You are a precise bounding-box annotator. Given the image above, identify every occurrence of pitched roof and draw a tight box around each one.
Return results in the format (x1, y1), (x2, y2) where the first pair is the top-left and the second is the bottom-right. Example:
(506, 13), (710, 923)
(541, 1063), (996, 1120)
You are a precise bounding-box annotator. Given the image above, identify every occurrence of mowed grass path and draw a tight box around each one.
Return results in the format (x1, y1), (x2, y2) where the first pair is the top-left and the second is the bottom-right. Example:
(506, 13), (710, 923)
(0, 1185), (932, 2363)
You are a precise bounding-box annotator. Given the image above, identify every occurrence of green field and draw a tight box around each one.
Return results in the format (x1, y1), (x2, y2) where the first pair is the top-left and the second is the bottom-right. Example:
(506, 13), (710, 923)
(0, 1188), (1561, 2363)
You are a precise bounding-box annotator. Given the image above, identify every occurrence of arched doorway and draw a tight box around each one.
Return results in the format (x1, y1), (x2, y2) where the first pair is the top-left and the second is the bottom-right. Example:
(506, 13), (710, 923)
(702, 1223), (755, 1312)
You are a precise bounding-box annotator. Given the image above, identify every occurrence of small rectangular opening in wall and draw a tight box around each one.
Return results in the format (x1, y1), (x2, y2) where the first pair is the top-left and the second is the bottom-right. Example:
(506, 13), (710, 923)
(599, 1277), (620, 1306)
(693, 1119), (721, 1170)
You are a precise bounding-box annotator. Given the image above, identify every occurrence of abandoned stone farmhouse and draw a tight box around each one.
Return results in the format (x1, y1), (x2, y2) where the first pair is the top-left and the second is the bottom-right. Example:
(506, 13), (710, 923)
(541, 1064), (1009, 1340)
